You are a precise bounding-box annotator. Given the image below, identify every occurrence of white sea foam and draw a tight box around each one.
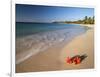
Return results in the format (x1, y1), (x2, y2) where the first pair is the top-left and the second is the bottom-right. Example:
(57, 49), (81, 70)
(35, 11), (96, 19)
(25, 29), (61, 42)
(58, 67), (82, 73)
(16, 26), (88, 64)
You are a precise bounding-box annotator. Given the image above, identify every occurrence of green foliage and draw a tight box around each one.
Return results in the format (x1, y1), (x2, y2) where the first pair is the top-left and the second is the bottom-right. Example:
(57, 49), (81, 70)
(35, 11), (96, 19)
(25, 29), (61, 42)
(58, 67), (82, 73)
(83, 16), (94, 24)
(53, 16), (95, 24)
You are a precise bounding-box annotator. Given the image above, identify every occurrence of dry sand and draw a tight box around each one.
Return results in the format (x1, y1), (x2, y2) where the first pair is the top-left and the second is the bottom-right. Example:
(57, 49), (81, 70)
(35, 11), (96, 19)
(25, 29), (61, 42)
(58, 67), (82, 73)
(16, 25), (94, 73)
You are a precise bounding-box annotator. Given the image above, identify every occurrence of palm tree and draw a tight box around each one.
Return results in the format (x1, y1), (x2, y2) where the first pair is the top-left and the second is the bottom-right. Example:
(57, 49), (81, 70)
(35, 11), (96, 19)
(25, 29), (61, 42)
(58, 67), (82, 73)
(83, 16), (88, 24)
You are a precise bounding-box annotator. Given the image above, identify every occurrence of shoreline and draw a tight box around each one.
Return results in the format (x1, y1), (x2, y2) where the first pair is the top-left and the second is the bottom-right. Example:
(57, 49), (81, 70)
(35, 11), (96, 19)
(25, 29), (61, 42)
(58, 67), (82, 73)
(80, 24), (94, 28)
(16, 24), (94, 73)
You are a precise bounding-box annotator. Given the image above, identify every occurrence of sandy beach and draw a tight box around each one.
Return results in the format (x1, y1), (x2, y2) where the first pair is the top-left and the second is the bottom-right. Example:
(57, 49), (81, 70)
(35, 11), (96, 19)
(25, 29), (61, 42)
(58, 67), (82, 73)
(16, 24), (94, 73)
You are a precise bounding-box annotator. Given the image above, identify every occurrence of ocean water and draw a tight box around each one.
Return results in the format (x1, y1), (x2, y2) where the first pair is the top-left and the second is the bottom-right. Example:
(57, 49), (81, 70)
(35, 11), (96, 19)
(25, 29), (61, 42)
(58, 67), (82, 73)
(16, 22), (88, 37)
(16, 22), (89, 64)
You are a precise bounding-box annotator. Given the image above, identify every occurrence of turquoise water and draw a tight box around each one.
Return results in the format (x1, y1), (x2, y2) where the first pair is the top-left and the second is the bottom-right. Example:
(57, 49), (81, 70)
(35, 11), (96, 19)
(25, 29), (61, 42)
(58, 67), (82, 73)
(16, 22), (85, 37)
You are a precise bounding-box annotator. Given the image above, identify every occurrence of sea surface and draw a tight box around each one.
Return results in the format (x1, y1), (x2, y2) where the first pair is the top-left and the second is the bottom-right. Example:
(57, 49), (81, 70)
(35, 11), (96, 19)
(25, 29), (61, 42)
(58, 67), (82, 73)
(16, 22), (89, 64)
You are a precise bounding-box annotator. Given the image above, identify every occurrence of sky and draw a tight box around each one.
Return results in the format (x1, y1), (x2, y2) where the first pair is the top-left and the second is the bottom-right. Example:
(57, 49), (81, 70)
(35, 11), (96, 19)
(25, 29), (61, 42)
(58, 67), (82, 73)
(16, 4), (94, 22)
